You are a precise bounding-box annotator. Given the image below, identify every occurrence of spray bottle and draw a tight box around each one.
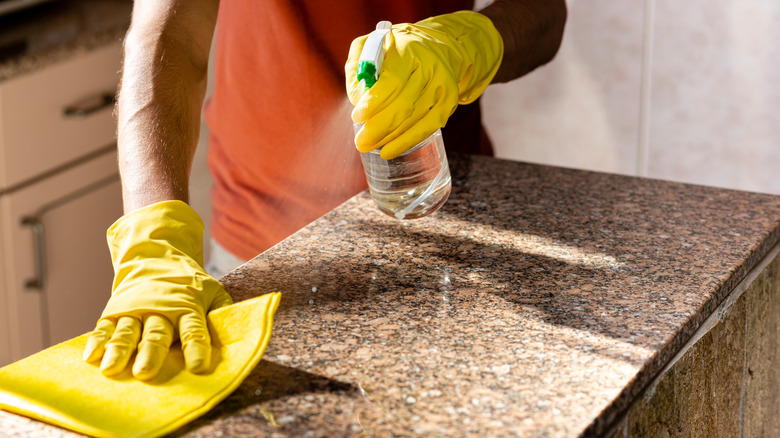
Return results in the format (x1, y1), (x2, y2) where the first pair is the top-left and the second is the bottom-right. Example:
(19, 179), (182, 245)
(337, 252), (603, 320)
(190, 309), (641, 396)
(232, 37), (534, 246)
(354, 21), (452, 220)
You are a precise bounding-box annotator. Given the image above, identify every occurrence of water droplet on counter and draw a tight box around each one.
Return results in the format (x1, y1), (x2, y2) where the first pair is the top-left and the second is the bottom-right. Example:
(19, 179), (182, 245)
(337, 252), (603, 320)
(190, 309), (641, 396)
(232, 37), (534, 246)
(358, 384), (371, 401)
(259, 408), (282, 427)
(311, 286), (318, 293)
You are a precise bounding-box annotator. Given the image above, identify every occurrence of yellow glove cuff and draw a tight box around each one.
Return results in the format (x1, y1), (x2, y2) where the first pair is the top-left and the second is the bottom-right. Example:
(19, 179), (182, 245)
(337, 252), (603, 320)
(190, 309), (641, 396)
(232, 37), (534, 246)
(107, 200), (205, 268)
(102, 200), (218, 321)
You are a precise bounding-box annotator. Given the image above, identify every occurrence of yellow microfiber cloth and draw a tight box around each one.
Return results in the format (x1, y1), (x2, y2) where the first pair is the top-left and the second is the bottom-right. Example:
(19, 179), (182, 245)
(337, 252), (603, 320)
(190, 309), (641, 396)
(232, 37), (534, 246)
(0, 292), (281, 438)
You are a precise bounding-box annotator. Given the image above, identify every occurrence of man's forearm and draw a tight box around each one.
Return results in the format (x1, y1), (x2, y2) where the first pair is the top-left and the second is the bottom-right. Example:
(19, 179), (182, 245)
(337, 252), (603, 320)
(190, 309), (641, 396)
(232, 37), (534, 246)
(116, 0), (218, 213)
(479, 0), (567, 83)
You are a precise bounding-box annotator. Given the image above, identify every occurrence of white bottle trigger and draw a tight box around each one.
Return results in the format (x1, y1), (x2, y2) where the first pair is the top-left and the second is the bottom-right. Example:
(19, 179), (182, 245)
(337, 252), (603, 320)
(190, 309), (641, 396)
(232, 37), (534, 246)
(356, 21), (392, 89)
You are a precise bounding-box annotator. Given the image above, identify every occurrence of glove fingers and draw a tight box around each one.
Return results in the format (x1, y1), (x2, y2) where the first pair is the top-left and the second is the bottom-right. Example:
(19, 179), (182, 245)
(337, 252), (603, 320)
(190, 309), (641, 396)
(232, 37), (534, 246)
(350, 31), (414, 127)
(351, 67), (411, 128)
(83, 318), (117, 363)
(132, 314), (174, 380)
(380, 108), (451, 160)
(371, 75), (457, 160)
(100, 316), (142, 376)
(179, 311), (212, 374)
(354, 65), (426, 153)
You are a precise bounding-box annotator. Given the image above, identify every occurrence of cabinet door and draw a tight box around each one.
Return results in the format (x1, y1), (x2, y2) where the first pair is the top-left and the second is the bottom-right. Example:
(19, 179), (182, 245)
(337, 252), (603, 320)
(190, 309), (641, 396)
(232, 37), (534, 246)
(0, 226), (9, 366)
(0, 151), (122, 364)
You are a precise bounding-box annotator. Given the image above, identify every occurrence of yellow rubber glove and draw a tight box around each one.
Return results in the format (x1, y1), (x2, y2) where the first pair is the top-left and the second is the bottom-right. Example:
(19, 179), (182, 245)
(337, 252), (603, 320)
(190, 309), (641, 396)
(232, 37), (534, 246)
(82, 200), (233, 380)
(346, 11), (503, 159)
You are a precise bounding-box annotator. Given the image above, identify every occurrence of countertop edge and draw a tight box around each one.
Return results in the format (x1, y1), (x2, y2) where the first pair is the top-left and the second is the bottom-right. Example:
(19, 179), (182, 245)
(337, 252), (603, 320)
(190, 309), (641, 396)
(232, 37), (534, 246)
(583, 219), (780, 436)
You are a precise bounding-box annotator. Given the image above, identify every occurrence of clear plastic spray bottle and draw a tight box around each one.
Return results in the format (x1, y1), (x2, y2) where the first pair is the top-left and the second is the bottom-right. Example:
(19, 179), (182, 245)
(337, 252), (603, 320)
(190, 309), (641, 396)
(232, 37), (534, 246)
(354, 21), (451, 220)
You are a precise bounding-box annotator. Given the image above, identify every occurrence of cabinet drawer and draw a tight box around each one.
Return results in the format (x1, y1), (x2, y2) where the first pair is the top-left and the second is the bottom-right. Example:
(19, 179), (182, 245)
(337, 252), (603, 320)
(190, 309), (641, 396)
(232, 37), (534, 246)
(0, 43), (121, 189)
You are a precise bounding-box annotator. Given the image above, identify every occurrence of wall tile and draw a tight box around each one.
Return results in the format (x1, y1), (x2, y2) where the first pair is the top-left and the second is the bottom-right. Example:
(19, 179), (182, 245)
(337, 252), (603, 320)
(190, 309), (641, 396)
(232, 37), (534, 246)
(648, 0), (780, 195)
(481, 0), (645, 176)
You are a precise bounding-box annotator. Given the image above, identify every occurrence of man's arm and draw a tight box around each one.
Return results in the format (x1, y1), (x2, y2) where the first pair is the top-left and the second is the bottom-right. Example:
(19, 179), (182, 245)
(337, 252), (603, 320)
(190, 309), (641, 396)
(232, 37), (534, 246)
(480, 0), (567, 83)
(116, 0), (218, 213)
(83, 0), (230, 380)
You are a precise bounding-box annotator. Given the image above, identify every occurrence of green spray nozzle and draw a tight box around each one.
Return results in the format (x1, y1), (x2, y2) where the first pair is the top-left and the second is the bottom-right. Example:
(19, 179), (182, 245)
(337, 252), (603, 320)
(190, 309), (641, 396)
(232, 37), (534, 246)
(357, 21), (392, 89)
(356, 62), (378, 88)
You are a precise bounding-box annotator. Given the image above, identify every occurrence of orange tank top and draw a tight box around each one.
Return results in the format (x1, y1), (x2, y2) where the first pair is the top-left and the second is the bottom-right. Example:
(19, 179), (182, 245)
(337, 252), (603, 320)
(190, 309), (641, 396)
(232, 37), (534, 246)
(205, 0), (489, 260)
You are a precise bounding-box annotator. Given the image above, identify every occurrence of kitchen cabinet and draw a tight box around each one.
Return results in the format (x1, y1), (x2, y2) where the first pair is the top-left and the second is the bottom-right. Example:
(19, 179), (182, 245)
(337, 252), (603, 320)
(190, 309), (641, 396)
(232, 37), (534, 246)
(0, 152), (120, 361)
(0, 229), (8, 367)
(0, 44), (121, 189)
(0, 43), (123, 365)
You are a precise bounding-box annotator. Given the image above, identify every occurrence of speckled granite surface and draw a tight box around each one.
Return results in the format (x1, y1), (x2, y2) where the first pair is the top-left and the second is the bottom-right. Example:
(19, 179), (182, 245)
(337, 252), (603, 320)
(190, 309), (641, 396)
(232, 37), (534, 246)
(0, 0), (131, 82)
(2, 154), (780, 437)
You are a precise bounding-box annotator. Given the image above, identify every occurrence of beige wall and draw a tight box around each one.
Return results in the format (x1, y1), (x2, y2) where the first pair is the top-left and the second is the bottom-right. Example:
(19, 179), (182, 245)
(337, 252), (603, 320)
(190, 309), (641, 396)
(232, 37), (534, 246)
(482, 0), (780, 196)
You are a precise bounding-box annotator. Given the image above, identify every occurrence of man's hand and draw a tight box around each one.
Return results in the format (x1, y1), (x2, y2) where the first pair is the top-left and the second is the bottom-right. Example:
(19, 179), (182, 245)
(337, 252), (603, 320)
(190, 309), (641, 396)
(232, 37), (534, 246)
(83, 200), (232, 380)
(346, 11), (503, 159)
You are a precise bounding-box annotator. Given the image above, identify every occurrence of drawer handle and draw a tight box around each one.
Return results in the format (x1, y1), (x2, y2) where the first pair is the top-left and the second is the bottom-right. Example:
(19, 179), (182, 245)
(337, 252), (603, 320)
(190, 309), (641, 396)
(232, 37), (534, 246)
(63, 93), (116, 118)
(21, 216), (47, 290)
(18, 172), (120, 291)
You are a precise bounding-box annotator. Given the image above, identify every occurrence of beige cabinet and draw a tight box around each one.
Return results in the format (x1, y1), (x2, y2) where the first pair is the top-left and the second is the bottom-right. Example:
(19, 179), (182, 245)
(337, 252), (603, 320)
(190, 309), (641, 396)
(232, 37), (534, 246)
(0, 44), (121, 189)
(0, 226), (9, 366)
(0, 43), (123, 365)
(0, 152), (121, 361)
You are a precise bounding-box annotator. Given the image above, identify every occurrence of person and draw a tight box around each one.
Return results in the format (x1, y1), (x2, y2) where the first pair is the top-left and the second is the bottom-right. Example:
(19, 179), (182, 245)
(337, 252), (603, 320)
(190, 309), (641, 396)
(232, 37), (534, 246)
(82, 0), (567, 380)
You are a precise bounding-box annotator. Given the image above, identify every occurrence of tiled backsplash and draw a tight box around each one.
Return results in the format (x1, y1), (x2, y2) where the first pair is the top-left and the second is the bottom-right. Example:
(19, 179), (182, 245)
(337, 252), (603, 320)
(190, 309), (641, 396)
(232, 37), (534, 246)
(482, 0), (780, 196)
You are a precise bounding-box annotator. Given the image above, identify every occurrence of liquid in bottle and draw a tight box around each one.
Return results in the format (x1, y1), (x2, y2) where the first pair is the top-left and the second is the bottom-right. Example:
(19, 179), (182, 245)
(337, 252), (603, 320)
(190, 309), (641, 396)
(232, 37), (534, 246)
(358, 128), (451, 220)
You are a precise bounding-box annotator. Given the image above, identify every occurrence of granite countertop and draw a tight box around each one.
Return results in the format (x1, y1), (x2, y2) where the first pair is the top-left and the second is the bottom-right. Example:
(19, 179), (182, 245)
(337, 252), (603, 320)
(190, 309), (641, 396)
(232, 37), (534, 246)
(2, 155), (780, 437)
(0, 0), (131, 82)
(198, 155), (778, 436)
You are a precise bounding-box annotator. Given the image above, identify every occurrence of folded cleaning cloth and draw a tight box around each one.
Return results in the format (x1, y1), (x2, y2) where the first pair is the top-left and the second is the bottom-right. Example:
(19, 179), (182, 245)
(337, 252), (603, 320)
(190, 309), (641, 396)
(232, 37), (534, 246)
(0, 292), (281, 438)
